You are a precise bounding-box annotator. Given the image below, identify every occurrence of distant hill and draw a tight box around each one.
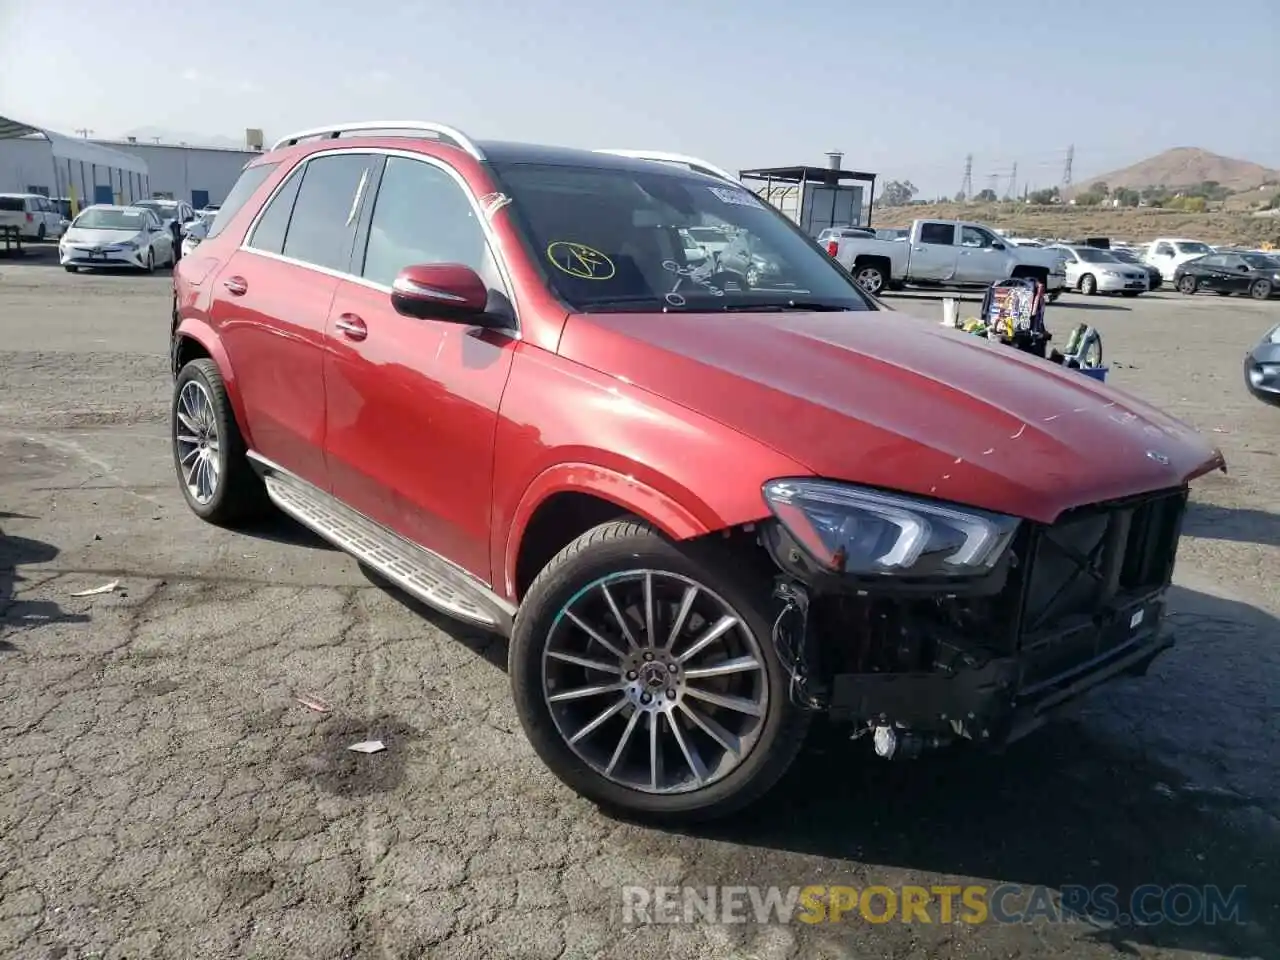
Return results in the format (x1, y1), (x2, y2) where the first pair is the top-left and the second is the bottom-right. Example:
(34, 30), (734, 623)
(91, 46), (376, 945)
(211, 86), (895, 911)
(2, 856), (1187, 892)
(1071, 147), (1280, 196)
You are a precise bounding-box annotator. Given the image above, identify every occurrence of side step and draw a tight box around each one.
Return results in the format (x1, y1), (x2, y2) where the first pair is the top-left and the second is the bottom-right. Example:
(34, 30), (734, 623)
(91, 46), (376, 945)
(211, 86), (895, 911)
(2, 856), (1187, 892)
(254, 458), (514, 632)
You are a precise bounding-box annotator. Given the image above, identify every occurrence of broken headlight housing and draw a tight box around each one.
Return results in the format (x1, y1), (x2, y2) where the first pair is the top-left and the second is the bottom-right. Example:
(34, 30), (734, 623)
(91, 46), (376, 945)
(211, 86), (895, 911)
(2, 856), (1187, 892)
(762, 479), (1020, 578)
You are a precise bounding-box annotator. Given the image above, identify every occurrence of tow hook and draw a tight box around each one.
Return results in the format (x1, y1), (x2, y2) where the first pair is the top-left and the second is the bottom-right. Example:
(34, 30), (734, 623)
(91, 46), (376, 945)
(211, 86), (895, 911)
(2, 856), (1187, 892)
(867, 724), (951, 760)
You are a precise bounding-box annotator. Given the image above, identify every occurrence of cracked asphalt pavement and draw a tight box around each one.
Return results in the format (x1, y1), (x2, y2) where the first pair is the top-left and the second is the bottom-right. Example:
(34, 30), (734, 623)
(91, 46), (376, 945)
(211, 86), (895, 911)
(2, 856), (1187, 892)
(1, 250), (1278, 959)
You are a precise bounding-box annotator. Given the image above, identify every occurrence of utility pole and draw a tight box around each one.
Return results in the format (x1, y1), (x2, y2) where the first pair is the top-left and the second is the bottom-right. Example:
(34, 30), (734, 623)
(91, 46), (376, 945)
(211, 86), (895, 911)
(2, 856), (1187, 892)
(959, 154), (973, 201)
(1062, 145), (1074, 190)
(1005, 162), (1018, 200)
(74, 128), (93, 139)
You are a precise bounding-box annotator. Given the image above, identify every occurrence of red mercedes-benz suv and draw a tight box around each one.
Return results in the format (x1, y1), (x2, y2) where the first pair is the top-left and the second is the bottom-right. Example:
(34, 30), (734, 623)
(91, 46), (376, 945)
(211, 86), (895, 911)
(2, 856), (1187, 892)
(169, 121), (1224, 822)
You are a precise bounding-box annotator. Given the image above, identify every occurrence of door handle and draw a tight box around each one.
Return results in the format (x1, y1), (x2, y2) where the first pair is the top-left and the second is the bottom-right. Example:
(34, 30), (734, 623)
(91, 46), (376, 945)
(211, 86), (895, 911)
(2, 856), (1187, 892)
(335, 313), (367, 341)
(222, 276), (247, 296)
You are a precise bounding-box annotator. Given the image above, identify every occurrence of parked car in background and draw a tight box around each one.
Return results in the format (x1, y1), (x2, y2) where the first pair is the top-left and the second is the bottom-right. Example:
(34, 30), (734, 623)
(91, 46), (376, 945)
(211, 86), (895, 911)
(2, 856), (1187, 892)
(817, 225), (877, 243)
(1173, 252), (1280, 299)
(0, 193), (66, 241)
(180, 214), (213, 258)
(1245, 324), (1280, 405)
(824, 218), (1066, 298)
(1047, 244), (1149, 296)
(1143, 237), (1213, 282)
(59, 205), (176, 272)
(167, 120), (1224, 822)
(1108, 247), (1162, 291)
(132, 199), (198, 258)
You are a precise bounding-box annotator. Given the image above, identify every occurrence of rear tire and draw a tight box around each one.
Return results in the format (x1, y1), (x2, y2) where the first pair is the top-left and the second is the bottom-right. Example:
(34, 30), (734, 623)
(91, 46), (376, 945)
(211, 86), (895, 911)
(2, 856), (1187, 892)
(509, 520), (809, 824)
(171, 358), (271, 526)
(852, 262), (887, 296)
(36, 224), (46, 241)
(1251, 280), (1273, 300)
(1079, 274), (1097, 295)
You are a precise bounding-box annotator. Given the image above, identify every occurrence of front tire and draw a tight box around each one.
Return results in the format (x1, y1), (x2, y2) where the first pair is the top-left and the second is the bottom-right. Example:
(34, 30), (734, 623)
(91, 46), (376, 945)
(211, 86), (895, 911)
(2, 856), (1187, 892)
(171, 358), (270, 526)
(1251, 280), (1273, 300)
(63, 265), (77, 273)
(509, 520), (809, 824)
(143, 249), (155, 273)
(1079, 274), (1097, 296)
(1178, 275), (1198, 295)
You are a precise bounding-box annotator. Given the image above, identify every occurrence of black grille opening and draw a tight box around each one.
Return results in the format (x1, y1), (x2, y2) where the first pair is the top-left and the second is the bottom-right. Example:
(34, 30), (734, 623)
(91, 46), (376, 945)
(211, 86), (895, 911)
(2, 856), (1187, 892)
(1021, 488), (1186, 636)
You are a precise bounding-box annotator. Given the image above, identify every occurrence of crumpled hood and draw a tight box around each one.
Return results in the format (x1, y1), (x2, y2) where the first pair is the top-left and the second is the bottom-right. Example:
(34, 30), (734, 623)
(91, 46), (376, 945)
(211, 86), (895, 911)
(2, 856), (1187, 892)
(558, 309), (1225, 523)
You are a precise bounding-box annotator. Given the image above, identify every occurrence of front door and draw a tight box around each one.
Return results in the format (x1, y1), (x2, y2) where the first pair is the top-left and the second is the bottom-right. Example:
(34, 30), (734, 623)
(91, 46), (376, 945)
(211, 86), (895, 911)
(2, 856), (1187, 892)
(909, 221), (959, 280)
(954, 224), (1008, 283)
(212, 151), (378, 489)
(324, 154), (518, 582)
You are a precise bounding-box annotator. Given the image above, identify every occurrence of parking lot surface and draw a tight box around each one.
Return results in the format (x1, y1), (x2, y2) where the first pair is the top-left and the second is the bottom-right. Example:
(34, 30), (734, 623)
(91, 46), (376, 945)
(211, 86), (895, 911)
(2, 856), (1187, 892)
(1, 247), (1278, 960)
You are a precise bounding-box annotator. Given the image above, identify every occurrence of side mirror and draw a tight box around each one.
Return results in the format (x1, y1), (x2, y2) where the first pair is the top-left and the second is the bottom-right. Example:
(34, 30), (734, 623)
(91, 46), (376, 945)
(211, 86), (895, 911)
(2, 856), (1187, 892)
(991, 241), (1006, 250)
(390, 263), (493, 324)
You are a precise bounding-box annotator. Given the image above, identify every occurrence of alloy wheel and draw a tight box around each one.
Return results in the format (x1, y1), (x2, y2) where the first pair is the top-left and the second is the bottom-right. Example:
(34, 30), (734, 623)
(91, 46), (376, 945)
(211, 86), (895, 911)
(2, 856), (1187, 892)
(174, 380), (221, 504)
(854, 266), (884, 295)
(1251, 280), (1272, 300)
(1179, 276), (1197, 294)
(542, 570), (769, 795)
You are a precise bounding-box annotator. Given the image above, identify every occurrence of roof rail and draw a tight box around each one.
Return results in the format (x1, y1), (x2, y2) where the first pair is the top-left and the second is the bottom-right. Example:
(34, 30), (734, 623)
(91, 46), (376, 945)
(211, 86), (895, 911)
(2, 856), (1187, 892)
(270, 121), (484, 160)
(593, 149), (738, 184)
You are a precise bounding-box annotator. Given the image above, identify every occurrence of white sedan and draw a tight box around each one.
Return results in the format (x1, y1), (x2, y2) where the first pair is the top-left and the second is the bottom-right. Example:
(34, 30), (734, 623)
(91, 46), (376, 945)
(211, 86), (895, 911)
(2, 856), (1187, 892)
(59, 205), (176, 273)
(1045, 244), (1148, 296)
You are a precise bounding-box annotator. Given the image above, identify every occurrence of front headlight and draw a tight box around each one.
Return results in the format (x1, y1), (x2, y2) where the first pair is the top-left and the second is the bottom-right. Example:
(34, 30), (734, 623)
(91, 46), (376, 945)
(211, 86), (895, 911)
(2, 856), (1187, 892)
(762, 479), (1020, 577)
(1100, 269), (1121, 278)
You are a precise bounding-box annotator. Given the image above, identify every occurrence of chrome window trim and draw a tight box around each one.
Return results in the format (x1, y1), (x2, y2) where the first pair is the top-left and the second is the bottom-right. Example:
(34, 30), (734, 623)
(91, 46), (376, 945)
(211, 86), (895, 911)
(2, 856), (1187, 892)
(237, 146), (522, 336)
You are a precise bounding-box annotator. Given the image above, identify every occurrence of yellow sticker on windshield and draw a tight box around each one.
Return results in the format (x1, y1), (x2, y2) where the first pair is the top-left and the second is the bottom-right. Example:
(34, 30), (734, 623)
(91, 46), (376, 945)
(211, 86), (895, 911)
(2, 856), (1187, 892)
(547, 241), (616, 280)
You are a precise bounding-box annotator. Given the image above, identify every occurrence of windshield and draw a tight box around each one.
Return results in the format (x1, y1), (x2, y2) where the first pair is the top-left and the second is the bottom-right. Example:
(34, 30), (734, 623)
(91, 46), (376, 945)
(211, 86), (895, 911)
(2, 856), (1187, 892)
(490, 162), (873, 312)
(1075, 248), (1120, 263)
(1110, 249), (1139, 262)
(1242, 254), (1280, 270)
(133, 201), (175, 219)
(73, 208), (148, 231)
(1175, 241), (1212, 254)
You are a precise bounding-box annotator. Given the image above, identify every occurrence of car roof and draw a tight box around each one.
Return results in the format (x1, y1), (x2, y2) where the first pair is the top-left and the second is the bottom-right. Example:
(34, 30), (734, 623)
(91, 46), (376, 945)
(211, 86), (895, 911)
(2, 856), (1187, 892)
(266, 134), (730, 183)
(80, 204), (147, 213)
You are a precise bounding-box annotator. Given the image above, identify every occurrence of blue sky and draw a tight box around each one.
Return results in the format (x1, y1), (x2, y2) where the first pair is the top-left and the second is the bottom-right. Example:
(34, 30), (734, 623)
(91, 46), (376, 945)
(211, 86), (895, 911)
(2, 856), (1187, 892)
(1, 0), (1276, 197)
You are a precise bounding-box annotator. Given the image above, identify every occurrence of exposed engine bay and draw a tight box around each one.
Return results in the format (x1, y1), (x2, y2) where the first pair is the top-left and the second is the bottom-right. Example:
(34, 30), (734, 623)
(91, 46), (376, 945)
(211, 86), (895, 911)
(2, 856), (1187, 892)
(756, 485), (1189, 758)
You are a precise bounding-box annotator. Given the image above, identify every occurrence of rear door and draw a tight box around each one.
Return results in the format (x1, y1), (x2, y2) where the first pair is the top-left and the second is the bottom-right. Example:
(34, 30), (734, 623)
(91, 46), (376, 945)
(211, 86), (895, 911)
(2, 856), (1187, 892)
(908, 222), (959, 280)
(212, 151), (379, 489)
(323, 153), (519, 580)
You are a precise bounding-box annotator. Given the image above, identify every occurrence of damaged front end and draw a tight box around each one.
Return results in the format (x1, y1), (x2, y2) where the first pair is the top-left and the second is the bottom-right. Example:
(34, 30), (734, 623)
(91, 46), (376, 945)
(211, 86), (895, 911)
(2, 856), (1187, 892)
(758, 479), (1187, 758)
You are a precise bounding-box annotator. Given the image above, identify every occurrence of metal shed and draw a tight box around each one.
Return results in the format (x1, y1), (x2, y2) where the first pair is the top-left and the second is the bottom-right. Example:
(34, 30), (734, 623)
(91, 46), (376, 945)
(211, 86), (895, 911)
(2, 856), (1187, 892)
(740, 153), (877, 238)
(0, 114), (151, 213)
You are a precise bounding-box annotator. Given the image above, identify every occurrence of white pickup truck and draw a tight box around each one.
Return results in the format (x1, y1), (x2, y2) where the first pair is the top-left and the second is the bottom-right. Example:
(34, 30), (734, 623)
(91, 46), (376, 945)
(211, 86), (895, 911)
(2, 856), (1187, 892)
(824, 219), (1067, 298)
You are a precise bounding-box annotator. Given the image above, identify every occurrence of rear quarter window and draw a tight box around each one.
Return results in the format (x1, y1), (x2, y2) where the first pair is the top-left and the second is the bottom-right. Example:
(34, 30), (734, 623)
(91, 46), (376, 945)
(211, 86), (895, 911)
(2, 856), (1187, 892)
(0, 197), (24, 212)
(205, 162), (280, 240)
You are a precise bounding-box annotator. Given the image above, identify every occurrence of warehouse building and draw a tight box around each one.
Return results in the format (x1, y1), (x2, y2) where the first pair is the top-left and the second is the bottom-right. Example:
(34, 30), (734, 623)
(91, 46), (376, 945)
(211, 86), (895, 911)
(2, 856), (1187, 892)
(0, 114), (150, 210)
(83, 130), (264, 208)
(0, 118), (264, 211)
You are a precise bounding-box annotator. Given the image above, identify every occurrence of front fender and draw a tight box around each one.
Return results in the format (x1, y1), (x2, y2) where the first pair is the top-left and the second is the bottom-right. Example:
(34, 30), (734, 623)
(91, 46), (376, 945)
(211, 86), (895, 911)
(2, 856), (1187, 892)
(499, 461), (718, 600)
(173, 316), (255, 450)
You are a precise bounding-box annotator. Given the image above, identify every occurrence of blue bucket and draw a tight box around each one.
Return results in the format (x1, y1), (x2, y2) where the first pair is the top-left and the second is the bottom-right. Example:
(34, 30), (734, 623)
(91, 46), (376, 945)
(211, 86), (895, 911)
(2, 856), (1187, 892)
(1079, 365), (1108, 382)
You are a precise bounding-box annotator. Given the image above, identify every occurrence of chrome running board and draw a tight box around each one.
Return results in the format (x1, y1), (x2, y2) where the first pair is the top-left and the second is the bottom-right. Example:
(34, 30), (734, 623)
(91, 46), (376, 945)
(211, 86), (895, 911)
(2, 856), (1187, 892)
(250, 454), (514, 632)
